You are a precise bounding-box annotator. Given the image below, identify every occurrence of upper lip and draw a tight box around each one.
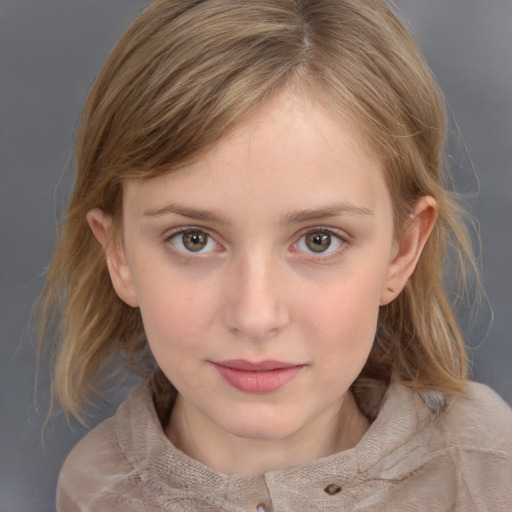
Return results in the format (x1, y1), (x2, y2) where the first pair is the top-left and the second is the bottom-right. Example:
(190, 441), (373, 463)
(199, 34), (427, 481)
(213, 359), (303, 371)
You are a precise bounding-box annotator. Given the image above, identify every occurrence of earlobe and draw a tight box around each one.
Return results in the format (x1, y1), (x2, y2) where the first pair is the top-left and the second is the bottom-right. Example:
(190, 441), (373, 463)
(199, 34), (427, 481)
(86, 208), (139, 308)
(380, 196), (437, 306)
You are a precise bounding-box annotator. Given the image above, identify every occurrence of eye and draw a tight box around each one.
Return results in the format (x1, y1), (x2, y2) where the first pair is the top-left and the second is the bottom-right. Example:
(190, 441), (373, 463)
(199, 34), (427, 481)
(168, 229), (219, 254)
(294, 229), (344, 255)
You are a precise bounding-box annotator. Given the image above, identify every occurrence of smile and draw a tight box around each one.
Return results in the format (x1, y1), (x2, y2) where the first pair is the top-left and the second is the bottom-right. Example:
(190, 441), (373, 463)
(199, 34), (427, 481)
(212, 360), (305, 393)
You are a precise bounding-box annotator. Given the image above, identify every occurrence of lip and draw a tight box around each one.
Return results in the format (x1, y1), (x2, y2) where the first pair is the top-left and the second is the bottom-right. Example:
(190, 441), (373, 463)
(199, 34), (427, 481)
(212, 359), (304, 393)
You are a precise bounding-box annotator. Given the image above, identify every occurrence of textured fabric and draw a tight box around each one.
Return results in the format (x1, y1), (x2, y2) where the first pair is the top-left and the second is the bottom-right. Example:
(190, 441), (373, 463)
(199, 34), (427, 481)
(57, 379), (512, 511)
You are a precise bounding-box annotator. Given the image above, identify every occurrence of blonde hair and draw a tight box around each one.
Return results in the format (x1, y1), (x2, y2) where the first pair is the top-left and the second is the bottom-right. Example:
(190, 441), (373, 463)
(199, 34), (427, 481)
(38, 0), (479, 420)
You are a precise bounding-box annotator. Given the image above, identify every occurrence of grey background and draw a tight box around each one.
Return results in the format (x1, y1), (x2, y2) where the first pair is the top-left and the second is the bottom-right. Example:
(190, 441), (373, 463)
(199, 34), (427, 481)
(0, 1), (510, 510)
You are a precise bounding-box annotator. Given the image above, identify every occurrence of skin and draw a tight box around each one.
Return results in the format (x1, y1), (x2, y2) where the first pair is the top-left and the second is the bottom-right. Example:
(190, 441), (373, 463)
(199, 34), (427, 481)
(88, 90), (436, 476)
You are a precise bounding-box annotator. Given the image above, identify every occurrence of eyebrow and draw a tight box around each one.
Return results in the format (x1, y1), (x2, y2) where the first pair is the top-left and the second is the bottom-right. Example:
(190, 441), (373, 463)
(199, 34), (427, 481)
(282, 203), (374, 223)
(143, 201), (374, 224)
(143, 203), (231, 225)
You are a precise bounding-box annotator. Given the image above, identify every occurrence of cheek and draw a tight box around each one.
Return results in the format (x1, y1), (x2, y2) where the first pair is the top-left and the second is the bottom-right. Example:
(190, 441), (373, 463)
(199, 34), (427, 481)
(299, 268), (385, 360)
(134, 268), (219, 352)
(137, 285), (218, 388)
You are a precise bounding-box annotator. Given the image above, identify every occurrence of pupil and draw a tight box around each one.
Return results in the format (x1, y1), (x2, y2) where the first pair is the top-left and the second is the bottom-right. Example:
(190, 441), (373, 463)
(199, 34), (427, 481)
(306, 233), (331, 252)
(183, 232), (207, 251)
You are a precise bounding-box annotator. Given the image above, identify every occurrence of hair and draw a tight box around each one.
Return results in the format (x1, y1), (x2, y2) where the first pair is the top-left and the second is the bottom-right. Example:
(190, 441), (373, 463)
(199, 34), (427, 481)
(38, 0), (479, 421)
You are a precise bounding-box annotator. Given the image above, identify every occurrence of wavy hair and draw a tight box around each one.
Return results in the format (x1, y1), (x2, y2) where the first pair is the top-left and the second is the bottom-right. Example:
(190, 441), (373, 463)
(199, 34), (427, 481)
(38, 0), (479, 420)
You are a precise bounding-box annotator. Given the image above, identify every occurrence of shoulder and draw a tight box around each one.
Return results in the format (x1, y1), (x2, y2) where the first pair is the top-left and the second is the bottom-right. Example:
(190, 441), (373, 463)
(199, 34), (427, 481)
(56, 383), (156, 511)
(438, 382), (512, 510)
(56, 416), (135, 511)
(441, 381), (512, 454)
(374, 381), (511, 510)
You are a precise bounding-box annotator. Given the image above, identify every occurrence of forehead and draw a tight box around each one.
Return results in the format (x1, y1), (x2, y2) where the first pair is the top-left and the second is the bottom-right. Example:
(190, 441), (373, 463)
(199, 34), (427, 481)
(123, 91), (391, 222)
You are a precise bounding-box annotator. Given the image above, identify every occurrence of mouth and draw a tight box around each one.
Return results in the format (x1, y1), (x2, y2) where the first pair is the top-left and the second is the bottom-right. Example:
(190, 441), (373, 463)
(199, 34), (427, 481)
(211, 359), (305, 393)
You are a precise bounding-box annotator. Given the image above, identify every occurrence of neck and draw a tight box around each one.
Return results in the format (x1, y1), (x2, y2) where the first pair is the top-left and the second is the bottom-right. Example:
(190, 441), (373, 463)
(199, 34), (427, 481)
(165, 391), (370, 476)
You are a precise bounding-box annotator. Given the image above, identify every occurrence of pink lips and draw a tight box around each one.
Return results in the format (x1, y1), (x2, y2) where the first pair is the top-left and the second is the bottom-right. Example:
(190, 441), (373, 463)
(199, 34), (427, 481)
(212, 359), (304, 393)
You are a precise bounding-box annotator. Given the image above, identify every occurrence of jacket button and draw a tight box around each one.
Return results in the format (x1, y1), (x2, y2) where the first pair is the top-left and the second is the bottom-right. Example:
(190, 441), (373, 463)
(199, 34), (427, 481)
(324, 483), (342, 495)
(256, 504), (269, 512)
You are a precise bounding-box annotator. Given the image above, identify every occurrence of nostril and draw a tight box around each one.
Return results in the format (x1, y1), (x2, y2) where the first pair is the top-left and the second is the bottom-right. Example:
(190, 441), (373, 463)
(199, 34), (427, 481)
(225, 294), (289, 341)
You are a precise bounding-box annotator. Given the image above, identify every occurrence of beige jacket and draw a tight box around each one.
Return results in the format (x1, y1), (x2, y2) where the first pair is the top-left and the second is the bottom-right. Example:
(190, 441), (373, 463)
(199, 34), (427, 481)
(57, 379), (512, 511)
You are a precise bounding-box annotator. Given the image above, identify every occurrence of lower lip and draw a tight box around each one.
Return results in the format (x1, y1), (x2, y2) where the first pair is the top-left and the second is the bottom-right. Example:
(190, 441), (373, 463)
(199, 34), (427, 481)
(213, 364), (304, 393)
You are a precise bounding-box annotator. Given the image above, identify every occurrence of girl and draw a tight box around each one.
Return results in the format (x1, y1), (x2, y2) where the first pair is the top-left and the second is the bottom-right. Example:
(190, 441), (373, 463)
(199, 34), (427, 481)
(39, 0), (511, 510)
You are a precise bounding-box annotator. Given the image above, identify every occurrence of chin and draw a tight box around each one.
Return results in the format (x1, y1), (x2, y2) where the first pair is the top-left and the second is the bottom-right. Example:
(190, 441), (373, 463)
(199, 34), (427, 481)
(218, 409), (300, 441)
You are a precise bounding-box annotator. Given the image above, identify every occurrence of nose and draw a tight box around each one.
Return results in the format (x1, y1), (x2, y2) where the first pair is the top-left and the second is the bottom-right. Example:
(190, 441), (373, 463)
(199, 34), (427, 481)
(224, 253), (290, 341)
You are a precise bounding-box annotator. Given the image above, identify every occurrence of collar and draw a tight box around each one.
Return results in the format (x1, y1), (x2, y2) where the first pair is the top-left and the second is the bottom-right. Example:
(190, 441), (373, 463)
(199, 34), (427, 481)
(114, 378), (439, 511)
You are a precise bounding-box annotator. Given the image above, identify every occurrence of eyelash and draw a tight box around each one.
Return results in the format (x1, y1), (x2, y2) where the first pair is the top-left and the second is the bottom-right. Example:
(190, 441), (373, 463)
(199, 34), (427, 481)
(163, 226), (349, 260)
(292, 227), (349, 260)
(164, 227), (222, 256)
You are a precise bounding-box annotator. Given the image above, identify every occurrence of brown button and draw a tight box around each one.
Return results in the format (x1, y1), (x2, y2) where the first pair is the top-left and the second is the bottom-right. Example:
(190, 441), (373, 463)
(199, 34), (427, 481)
(324, 483), (342, 495)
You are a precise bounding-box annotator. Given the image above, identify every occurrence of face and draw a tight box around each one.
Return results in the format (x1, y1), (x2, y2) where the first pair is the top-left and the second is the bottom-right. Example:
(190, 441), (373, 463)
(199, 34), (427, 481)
(95, 91), (420, 443)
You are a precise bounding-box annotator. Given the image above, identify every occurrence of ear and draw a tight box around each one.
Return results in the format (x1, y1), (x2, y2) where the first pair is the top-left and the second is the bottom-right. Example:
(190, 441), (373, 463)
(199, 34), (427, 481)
(86, 208), (139, 307)
(380, 196), (437, 306)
